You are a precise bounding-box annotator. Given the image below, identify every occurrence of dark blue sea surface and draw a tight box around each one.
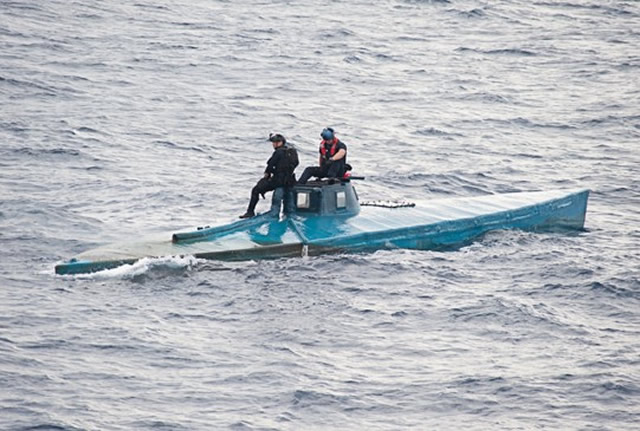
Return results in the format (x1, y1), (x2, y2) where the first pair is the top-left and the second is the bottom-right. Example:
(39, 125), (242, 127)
(1, 0), (639, 429)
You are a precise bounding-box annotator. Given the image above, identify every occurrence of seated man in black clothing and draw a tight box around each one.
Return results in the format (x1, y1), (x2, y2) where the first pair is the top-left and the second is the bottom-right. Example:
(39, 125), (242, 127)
(239, 133), (298, 219)
(297, 127), (348, 184)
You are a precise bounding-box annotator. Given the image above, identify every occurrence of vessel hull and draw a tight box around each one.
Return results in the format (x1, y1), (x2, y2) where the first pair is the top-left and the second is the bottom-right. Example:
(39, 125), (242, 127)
(55, 189), (589, 275)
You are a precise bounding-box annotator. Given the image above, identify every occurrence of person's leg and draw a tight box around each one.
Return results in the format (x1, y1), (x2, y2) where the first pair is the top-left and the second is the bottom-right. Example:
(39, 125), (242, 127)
(269, 187), (285, 216)
(326, 159), (345, 179)
(241, 178), (274, 218)
(297, 166), (323, 184)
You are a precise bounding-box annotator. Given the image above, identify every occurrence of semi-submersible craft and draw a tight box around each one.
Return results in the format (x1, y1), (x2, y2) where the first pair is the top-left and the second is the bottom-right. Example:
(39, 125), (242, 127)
(55, 180), (590, 275)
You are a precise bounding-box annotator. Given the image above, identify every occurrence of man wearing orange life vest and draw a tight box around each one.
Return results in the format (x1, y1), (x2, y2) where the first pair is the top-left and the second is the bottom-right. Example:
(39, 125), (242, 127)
(297, 127), (348, 184)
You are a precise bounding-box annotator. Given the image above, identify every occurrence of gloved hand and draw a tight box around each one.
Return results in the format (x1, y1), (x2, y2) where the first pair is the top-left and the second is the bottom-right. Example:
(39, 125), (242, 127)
(325, 157), (334, 165)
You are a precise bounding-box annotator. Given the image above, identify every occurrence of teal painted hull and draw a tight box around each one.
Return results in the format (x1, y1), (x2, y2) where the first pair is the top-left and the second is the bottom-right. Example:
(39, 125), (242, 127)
(55, 189), (589, 275)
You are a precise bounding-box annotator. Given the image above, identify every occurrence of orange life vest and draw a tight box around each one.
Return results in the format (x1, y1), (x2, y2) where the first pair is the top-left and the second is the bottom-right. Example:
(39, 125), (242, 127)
(319, 138), (339, 158)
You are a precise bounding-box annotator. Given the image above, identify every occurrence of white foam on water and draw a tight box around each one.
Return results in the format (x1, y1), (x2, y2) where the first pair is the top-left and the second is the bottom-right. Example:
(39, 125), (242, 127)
(59, 255), (199, 280)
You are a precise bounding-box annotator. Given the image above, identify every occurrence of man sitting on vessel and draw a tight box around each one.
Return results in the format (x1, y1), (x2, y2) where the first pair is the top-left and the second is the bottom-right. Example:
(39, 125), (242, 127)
(239, 133), (298, 219)
(297, 127), (348, 184)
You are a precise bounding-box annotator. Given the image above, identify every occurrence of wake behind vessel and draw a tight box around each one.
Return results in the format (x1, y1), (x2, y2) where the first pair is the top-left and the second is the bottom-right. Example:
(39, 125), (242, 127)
(54, 181), (589, 275)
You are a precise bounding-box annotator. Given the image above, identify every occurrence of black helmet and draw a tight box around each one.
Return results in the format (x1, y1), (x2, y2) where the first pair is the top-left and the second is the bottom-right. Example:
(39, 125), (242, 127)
(268, 133), (286, 144)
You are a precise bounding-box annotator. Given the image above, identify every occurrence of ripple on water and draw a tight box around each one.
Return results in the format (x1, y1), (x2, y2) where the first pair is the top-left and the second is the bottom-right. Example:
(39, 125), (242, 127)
(1, 0), (640, 430)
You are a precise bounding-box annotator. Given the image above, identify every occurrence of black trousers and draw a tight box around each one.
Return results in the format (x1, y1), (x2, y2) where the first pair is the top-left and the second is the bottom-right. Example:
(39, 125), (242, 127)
(247, 177), (279, 213)
(298, 160), (345, 184)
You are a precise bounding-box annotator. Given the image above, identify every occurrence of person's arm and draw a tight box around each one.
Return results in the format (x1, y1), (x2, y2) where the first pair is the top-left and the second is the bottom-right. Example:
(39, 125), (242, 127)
(329, 148), (346, 162)
(265, 152), (280, 176)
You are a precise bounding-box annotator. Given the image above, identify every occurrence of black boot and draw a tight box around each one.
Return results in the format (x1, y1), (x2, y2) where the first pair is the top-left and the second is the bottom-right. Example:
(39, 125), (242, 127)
(239, 211), (255, 219)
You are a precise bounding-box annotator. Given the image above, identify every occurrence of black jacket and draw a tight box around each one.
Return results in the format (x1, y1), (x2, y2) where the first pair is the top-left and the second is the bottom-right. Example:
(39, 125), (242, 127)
(265, 144), (296, 186)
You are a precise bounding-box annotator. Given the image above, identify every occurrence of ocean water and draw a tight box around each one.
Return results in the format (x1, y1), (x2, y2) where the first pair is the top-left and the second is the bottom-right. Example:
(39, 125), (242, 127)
(1, 0), (639, 429)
